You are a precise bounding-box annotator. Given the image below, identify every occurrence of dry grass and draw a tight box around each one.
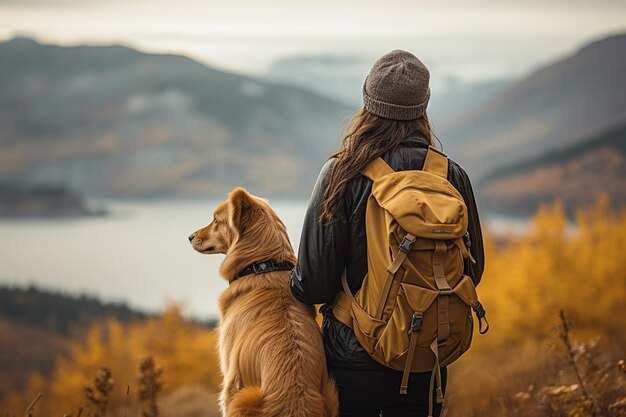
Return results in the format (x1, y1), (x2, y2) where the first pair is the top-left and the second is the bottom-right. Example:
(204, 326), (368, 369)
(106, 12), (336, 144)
(444, 311), (626, 417)
(22, 358), (168, 417)
(84, 367), (114, 417)
(23, 392), (42, 417)
(159, 385), (219, 417)
(138, 357), (162, 417)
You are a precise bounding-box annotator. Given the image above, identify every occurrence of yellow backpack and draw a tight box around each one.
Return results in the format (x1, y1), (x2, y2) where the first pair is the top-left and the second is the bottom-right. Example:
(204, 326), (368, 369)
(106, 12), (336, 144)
(332, 146), (488, 414)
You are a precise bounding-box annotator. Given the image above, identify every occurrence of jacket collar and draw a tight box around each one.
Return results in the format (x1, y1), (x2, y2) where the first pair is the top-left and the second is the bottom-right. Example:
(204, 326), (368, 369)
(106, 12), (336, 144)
(401, 131), (430, 148)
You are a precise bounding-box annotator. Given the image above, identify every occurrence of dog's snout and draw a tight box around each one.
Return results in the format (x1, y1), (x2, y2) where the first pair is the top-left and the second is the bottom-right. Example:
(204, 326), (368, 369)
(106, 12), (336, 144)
(188, 234), (195, 243)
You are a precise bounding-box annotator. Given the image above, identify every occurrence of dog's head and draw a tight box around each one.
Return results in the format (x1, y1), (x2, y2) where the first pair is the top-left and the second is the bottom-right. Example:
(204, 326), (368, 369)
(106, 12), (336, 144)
(188, 188), (295, 275)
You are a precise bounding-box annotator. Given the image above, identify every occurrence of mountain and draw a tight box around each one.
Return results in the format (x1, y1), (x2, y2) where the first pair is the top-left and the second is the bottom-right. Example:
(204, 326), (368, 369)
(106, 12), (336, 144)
(264, 54), (513, 128)
(441, 33), (626, 181)
(0, 37), (353, 199)
(264, 54), (369, 108)
(478, 123), (626, 216)
(427, 78), (512, 130)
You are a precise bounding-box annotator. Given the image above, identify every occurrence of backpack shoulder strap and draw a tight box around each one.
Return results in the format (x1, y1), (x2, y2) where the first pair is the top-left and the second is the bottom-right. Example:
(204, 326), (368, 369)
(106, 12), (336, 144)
(362, 157), (395, 181)
(423, 146), (448, 179)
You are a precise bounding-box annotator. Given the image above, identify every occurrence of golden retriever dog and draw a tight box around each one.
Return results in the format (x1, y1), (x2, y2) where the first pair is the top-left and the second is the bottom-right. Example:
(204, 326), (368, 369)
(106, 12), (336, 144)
(189, 187), (339, 417)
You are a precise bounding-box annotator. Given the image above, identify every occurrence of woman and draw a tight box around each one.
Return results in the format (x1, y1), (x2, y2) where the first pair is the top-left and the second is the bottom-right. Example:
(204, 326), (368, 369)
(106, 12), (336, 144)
(290, 50), (485, 417)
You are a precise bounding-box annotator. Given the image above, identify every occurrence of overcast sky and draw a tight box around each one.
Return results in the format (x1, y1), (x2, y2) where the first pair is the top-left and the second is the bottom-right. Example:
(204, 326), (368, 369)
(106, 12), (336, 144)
(1, 0), (625, 79)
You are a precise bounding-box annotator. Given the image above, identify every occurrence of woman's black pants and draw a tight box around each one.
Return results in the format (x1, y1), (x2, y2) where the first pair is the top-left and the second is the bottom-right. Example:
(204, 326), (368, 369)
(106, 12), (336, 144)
(329, 365), (447, 417)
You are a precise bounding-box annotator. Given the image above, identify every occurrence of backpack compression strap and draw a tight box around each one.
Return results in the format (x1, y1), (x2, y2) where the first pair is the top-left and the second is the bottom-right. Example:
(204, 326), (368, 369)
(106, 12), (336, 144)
(375, 233), (416, 319)
(432, 239), (452, 344)
(400, 239), (450, 403)
(426, 340), (445, 417)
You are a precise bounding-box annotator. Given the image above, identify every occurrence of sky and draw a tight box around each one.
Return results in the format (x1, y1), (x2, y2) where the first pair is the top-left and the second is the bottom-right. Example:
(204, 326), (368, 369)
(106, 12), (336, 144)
(1, 0), (626, 80)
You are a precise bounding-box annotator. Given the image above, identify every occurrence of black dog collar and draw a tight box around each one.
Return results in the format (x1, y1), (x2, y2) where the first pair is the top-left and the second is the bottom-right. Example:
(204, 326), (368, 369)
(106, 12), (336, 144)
(230, 260), (295, 284)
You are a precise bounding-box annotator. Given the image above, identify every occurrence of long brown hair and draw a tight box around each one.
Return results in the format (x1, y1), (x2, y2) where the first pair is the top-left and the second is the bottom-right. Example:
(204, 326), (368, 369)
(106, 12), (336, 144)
(318, 108), (434, 223)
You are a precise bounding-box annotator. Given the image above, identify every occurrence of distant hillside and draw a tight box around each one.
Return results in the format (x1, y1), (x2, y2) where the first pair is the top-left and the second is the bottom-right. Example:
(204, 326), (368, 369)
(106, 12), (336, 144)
(264, 54), (369, 107)
(0, 183), (104, 217)
(264, 54), (512, 128)
(442, 33), (626, 182)
(478, 123), (626, 216)
(0, 285), (149, 335)
(0, 285), (168, 397)
(428, 78), (512, 130)
(0, 37), (353, 199)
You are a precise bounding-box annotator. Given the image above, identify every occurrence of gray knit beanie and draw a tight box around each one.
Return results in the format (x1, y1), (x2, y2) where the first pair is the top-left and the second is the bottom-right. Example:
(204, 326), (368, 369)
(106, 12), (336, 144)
(362, 49), (430, 121)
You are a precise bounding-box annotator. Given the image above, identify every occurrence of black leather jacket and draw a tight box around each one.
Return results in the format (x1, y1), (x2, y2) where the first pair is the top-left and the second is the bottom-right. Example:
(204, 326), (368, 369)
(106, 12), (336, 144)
(289, 131), (485, 369)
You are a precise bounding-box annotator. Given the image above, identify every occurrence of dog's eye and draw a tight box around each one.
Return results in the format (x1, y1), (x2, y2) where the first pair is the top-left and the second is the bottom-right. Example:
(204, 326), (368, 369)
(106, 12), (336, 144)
(213, 218), (218, 225)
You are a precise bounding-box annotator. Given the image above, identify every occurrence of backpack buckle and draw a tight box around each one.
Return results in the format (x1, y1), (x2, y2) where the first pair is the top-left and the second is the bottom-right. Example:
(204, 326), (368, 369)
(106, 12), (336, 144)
(399, 234), (417, 253)
(472, 301), (490, 334)
(463, 231), (471, 249)
(472, 301), (486, 319)
(410, 313), (423, 333)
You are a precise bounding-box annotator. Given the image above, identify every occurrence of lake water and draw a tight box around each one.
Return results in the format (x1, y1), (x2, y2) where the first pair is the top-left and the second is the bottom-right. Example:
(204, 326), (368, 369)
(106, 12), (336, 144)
(0, 199), (525, 321)
(0, 199), (308, 321)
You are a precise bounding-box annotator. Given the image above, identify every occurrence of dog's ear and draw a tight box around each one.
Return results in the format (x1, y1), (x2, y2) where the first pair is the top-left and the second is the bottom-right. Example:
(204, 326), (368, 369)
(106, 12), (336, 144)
(228, 187), (256, 232)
